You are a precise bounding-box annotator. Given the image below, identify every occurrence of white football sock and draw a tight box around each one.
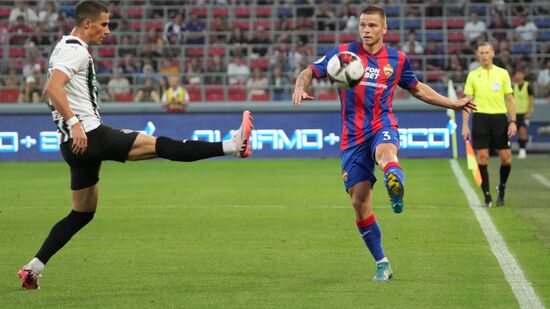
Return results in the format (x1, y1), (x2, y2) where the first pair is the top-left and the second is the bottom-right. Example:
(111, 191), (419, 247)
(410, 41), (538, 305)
(28, 257), (45, 274)
(376, 257), (389, 264)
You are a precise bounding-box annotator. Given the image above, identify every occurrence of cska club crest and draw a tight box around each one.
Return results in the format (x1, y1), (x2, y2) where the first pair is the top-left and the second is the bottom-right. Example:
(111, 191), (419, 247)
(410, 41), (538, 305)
(342, 170), (348, 182)
(383, 64), (394, 77)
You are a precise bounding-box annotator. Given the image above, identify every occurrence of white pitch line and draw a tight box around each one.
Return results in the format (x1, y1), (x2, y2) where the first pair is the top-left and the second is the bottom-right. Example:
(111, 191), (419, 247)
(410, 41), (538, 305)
(450, 160), (545, 309)
(532, 174), (550, 189)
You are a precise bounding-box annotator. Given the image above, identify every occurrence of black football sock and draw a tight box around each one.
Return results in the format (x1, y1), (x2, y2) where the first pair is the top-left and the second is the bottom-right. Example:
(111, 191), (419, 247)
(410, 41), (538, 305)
(155, 136), (224, 162)
(518, 139), (527, 149)
(35, 210), (95, 264)
(500, 164), (511, 186)
(478, 164), (490, 196)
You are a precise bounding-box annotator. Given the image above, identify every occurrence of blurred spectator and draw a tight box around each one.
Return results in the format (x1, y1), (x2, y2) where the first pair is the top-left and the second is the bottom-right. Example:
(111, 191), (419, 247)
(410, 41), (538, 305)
(405, 1), (422, 17)
(514, 15), (538, 42)
(118, 54), (139, 74)
(18, 75), (41, 104)
(161, 76), (189, 112)
(494, 40), (512, 68)
(463, 13), (487, 45)
(54, 16), (70, 40)
(185, 12), (206, 44)
(159, 57), (180, 76)
(143, 28), (163, 45)
(118, 35), (137, 57)
(249, 27), (271, 58)
(106, 3), (122, 30)
(163, 11), (185, 44)
(537, 43), (550, 68)
(9, 16), (33, 45)
(228, 28), (248, 56)
(9, 2), (38, 24)
(227, 54), (250, 85)
(425, 41), (444, 70)
(271, 65), (291, 101)
(140, 43), (162, 59)
(315, 0), (337, 31)
(401, 30), (424, 55)
(2, 67), (21, 87)
(184, 57), (204, 85)
(339, 4), (358, 32)
(107, 68), (131, 100)
(537, 59), (550, 97)
(38, 1), (58, 30)
(246, 67), (268, 100)
(134, 78), (161, 103)
(134, 63), (159, 86)
(425, 0), (443, 17)
(511, 0), (529, 16)
(488, 13), (510, 42)
(205, 55), (226, 84)
(30, 21), (52, 47)
(210, 15), (229, 32)
(296, 0), (315, 17)
(0, 23), (7, 45)
(491, 0), (506, 15)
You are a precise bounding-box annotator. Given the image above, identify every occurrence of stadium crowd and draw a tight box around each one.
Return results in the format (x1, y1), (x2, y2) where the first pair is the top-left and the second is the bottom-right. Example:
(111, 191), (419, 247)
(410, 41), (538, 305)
(1, 0), (549, 105)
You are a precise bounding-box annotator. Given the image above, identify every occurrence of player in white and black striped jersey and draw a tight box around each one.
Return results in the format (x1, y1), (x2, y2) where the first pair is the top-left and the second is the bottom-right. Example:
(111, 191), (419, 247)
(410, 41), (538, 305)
(17, 0), (253, 290)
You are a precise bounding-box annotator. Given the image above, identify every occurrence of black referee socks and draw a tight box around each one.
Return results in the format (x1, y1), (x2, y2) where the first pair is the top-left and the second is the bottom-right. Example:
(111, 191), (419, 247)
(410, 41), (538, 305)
(155, 136), (224, 162)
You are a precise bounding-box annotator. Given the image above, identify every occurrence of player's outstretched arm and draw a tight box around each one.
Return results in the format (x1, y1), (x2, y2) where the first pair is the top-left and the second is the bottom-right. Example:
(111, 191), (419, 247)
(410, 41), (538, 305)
(292, 67), (314, 106)
(408, 82), (477, 113)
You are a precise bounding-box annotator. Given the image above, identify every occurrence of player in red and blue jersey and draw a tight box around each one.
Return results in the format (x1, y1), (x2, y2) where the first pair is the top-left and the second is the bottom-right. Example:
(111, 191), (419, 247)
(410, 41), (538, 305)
(293, 5), (476, 281)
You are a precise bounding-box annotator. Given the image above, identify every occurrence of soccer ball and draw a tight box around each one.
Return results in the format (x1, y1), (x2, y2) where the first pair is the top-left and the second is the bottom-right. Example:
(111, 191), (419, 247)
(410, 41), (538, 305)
(327, 51), (365, 89)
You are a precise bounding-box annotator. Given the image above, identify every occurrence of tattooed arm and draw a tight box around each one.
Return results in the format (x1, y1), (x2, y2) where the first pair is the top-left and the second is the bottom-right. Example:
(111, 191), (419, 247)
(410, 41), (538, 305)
(292, 67), (315, 106)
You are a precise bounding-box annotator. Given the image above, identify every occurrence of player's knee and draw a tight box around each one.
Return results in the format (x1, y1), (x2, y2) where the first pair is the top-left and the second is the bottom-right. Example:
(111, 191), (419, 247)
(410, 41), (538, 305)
(69, 210), (95, 228)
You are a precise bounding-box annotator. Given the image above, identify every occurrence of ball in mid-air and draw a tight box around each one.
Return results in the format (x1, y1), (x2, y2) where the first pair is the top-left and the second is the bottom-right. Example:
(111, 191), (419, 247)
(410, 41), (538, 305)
(327, 51), (365, 89)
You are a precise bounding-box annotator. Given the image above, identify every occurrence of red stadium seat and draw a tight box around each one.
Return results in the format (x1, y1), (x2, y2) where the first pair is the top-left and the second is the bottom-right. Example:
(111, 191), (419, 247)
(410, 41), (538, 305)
(186, 87), (202, 102)
(205, 86), (224, 101)
(0, 89), (20, 103)
(0, 7), (10, 18)
(231, 20), (249, 30)
(339, 33), (358, 43)
(0, 48), (3, 57)
(447, 32), (465, 42)
(146, 20), (164, 30)
(256, 6), (272, 18)
(208, 47), (225, 56)
(126, 8), (143, 18)
(186, 47), (205, 57)
(128, 20), (142, 31)
(235, 7), (250, 18)
(190, 8), (207, 18)
(98, 60), (113, 70)
(250, 58), (269, 70)
(213, 7), (228, 17)
(253, 20), (271, 30)
(114, 92), (133, 102)
(98, 47), (115, 57)
(318, 33), (335, 44)
(425, 19), (443, 29)
(385, 33), (400, 43)
(9, 47), (26, 58)
(228, 87), (246, 101)
(317, 90), (338, 101)
(250, 93), (270, 101)
(447, 19), (465, 29)
(102, 35), (117, 45)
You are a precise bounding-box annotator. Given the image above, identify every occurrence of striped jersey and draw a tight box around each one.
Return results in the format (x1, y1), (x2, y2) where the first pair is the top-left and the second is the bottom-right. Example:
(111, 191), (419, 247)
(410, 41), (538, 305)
(310, 43), (419, 151)
(47, 35), (101, 142)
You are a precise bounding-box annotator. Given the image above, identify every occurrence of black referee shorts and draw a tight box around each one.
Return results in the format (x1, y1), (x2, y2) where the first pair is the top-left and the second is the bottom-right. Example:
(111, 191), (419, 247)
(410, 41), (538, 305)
(472, 113), (510, 150)
(516, 114), (528, 129)
(60, 124), (139, 190)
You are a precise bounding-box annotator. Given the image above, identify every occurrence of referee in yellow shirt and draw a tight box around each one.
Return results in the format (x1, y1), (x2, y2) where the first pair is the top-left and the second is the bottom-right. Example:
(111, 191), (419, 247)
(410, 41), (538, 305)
(461, 42), (517, 207)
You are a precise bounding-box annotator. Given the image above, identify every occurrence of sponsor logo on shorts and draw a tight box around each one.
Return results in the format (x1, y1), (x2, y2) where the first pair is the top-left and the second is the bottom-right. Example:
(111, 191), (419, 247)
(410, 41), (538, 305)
(342, 170), (348, 182)
(120, 129), (134, 134)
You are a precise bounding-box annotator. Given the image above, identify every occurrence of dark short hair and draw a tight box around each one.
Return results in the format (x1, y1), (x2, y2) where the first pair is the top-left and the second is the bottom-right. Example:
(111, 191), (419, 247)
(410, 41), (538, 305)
(75, 0), (109, 25)
(360, 5), (386, 22)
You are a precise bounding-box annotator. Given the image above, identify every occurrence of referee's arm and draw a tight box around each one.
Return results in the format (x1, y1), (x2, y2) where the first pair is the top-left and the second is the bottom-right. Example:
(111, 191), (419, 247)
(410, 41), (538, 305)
(505, 93), (517, 138)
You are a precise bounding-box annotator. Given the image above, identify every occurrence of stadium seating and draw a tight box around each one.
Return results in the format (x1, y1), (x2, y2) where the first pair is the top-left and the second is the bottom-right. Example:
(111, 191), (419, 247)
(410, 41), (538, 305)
(114, 92), (134, 102)
(0, 89), (20, 103)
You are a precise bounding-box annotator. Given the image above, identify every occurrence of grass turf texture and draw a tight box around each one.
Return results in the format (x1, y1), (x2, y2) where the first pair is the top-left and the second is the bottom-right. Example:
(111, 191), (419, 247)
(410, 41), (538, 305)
(1, 158), (548, 308)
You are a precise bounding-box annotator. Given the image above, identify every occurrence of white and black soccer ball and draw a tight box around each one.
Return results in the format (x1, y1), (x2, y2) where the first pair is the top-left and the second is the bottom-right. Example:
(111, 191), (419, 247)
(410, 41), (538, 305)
(326, 51), (365, 89)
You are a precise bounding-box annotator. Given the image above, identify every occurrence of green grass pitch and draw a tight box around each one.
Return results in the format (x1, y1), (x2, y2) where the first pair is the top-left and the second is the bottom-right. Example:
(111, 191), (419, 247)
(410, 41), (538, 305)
(1, 157), (548, 308)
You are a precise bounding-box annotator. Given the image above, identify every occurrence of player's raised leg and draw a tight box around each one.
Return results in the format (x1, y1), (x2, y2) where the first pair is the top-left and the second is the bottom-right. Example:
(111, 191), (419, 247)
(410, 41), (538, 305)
(375, 131), (405, 213)
(128, 111), (254, 161)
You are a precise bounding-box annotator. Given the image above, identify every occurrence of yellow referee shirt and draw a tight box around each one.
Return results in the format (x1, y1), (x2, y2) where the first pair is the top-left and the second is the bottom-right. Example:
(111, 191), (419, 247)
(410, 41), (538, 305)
(464, 65), (513, 114)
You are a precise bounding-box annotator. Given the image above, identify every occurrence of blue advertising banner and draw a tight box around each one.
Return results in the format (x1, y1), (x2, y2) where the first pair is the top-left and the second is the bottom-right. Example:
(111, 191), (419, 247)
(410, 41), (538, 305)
(0, 111), (465, 161)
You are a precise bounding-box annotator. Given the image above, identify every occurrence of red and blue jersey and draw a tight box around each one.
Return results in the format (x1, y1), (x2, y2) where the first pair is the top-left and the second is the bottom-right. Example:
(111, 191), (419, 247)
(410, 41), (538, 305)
(310, 43), (419, 151)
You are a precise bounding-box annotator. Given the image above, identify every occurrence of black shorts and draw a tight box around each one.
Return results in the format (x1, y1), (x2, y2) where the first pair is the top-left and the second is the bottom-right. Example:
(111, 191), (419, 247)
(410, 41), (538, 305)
(60, 124), (139, 190)
(472, 113), (510, 150)
(516, 114), (528, 128)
